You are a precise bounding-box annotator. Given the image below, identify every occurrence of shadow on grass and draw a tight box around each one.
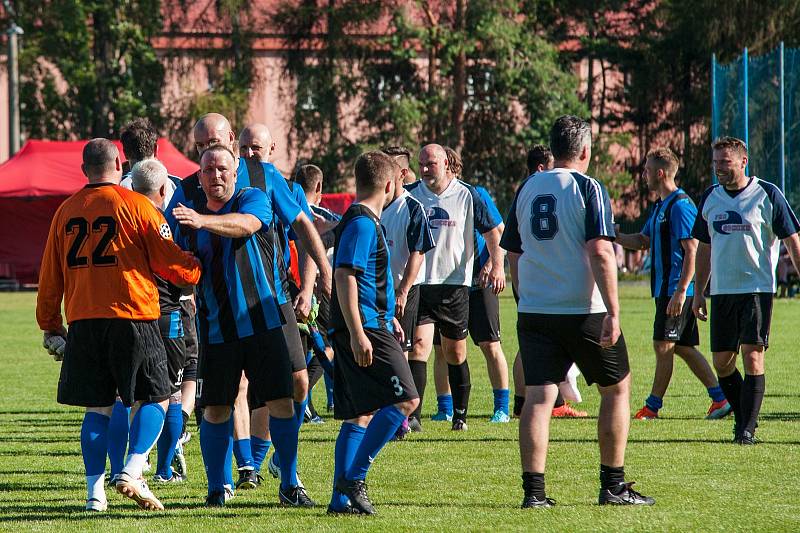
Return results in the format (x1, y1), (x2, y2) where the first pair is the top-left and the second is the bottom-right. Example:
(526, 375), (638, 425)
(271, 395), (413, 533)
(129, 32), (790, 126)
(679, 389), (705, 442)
(0, 450), (79, 457)
(0, 436), (78, 444)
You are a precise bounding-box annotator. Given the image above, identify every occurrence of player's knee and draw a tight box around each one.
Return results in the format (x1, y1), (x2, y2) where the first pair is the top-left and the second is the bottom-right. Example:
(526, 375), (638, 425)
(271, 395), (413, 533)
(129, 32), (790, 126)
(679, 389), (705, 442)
(396, 398), (419, 416)
(204, 405), (232, 424)
(652, 341), (675, 357)
(598, 373), (630, 398)
(293, 370), (309, 402)
(265, 397), (294, 418)
(741, 348), (765, 374)
(169, 391), (182, 404)
(712, 352), (736, 374)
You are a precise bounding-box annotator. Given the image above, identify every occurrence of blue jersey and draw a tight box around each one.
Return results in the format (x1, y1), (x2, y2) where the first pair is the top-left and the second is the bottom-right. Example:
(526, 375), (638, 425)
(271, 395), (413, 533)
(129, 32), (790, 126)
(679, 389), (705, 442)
(330, 203), (395, 334)
(173, 187), (285, 345)
(277, 177), (314, 272)
(472, 186), (503, 287)
(641, 188), (697, 298)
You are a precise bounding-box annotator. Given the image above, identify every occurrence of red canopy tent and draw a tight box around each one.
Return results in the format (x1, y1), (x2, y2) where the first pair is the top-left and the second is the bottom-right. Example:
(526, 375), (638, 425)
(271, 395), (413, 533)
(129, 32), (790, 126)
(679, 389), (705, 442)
(0, 139), (199, 285)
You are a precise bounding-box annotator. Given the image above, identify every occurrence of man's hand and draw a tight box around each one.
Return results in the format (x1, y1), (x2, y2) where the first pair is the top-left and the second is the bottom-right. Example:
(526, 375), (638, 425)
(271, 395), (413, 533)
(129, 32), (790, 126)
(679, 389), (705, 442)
(351, 331), (373, 367)
(481, 262), (506, 295)
(599, 314), (621, 348)
(294, 289), (312, 322)
(666, 289), (686, 317)
(313, 213), (338, 235)
(395, 288), (408, 319)
(692, 293), (708, 321)
(171, 203), (205, 229)
(392, 317), (405, 346)
(43, 326), (68, 361)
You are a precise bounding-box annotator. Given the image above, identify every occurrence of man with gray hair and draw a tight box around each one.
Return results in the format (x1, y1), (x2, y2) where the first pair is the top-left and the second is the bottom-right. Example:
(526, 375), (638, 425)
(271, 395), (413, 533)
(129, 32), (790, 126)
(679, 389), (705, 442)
(502, 115), (653, 507)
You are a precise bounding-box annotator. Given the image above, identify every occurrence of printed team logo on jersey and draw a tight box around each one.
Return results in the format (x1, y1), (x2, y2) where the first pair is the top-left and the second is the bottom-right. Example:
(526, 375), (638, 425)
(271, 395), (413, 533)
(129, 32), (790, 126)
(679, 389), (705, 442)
(160, 223), (172, 239)
(426, 206), (456, 228)
(712, 211), (752, 235)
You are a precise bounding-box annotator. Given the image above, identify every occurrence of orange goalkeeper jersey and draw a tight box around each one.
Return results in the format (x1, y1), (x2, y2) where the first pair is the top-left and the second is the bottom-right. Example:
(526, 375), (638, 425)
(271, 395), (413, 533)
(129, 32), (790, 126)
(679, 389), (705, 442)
(36, 183), (201, 331)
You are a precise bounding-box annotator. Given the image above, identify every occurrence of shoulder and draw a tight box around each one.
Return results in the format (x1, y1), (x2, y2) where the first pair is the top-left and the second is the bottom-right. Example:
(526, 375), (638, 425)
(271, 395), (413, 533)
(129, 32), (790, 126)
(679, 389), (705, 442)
(405, 181), (423, 194)
(754, 178), (784, 202)
(239, 186), (267, 201)
(342, 214), (378, 235)
(568, 171), (605, 202)
(698, 184), (720, 204)
(457, 179), (482, 201)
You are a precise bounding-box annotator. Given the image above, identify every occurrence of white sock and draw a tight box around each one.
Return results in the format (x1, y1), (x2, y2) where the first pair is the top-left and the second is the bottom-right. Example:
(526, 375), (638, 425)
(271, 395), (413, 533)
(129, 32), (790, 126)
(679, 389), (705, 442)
(122, 453), (148, 479)
(87, 473), (106, 502)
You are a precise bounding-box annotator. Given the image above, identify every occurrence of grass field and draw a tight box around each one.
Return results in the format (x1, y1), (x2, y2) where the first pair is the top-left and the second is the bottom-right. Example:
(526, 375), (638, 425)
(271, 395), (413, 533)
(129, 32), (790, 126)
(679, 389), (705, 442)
(1, 283), (799, 532)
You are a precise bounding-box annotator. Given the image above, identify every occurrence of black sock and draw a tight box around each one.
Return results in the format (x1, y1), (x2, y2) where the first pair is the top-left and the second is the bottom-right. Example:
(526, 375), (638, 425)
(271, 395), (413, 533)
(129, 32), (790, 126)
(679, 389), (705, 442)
(448, 361), (471, 422)
(513, 395), (525, 417)
(409, 360), (427, 419)
(307, 356), (324, 391)
(194, 406), (204, 428)
(522, 472), (546, 500)
(554, 390), (565, 408)
(307, 397), (319, 419)
(719, 369), (744, 433)
(181, 410), (189, 435)
(740, 374), (765, 435)
(600, 464), (625, 491)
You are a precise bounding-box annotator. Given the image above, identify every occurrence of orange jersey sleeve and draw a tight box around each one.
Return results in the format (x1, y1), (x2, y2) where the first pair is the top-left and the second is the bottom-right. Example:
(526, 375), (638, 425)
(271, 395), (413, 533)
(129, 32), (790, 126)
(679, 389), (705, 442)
(36, 202), (67, 331)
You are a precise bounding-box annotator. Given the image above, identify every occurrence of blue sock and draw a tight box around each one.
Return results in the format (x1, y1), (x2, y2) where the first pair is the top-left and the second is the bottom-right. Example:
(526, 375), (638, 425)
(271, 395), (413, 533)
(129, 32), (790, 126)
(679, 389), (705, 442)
(233, 438), (254, 470)
(437, 394), (454, 416)
(224, 427), (234, 488)
(707, 385), (726, 403)
(330, 422), (366, 511)
(324, 369), (334, 407)
(156, 403), (183, 478)
(107, 400), (129, 478)
(493, 389), (510, 416)
(128, 403), (165, 455)
(251, 436), (271, 473)
(270, 415), (299, 489)
(200, 417), (233, 494)
(645, 394), (663, 412)
(346, 405), (406, 481)
(81, 412), (110, 476)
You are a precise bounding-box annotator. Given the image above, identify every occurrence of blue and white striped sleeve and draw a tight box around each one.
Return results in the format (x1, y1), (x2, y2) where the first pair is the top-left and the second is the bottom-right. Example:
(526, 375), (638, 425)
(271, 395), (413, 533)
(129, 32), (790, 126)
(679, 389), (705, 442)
(758, 181), (800, 239)
(584, 179), (615, 241)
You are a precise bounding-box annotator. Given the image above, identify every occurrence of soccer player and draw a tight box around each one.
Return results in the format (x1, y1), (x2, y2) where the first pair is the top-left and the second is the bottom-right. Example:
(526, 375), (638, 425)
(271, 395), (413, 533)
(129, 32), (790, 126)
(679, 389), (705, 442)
(615, 148), (730, 420)
(502, 115), (653, 507)
(383, 145), (418, 185)
(36, 139), (201, 511)
(429, 147), (509, 423)
(130, 159), (190, 483)
(327, 151), (420, 515)
(170, 145), (312, 507)
(406, 144), (505, 431)
(692, 136), (800, 444)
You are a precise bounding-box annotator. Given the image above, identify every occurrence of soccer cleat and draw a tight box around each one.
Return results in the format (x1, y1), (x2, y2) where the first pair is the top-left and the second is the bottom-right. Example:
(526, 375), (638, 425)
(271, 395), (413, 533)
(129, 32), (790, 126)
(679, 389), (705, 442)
(178, 431), (192, 445)
(335, 478), (375, 515)
(599, 482), (655, 506)
(114, 472), (165, 511)
(392, 418), (410, 441)
(407, 416), (423, 433)
(634, 406), (659, 420)
(430, 411), (453, 422)
(452, 419), (468, 431)
(224, 485), (235, 502)
(267, 454), (305, 488)
(278, 485), (316, 507)
(490, 410), (511, 423)
(172, 440), (187, 479)
(521, 494), (556, 508)
(85, 497), (107, 512)
(327, 503), (362, 515)
(733, 430), (759, 445)
(153, 470), (186, 483)
(552, 403), (589, 418)
(235, 468), (262, 490)
(306, 414), (325, 425)
(705, 399), (732, 420)
(205, 490), (226, 507)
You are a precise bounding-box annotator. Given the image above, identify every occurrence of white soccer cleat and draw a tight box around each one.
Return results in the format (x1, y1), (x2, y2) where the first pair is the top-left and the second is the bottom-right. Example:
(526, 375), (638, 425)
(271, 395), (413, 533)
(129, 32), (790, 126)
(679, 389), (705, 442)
(85, 497), (107, 512)
(114, 472), (165, 511)
(559, 364), (583, 404)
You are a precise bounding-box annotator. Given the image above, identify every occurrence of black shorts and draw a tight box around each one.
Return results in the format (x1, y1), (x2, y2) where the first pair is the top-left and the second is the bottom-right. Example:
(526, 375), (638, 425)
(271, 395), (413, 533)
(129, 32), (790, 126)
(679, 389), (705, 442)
(417, 284), (469, 340)
(58, 319), (171, 408)
(180, 299), (199, 380)
(397, 285), (420, 352)
(652, 296), (699, 347)
(196, 329), (294, 408)
(158, 311), (187, 394)
(332, 328), (419, 420)
(710, 293), (774, 352)
(517, 313), (630, 387)
(280, 303), (307, 373)
(315, 288), (332, 346)
(468, 286), (502, 345)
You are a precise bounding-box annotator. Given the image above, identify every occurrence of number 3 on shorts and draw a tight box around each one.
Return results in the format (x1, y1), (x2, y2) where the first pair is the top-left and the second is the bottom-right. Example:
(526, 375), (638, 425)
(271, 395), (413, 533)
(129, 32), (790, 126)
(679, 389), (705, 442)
(390, 376), (404, 397)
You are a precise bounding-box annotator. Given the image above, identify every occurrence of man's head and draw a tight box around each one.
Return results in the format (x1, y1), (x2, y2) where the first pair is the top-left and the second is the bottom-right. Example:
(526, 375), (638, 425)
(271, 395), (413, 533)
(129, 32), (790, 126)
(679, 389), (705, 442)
(294, 164), (324, 204)
(130, 159), (168, 207)
(644, 147), (679, 191)
(712, 136), (748, 187)
(527, 144), (554, 174)
(443, 147), (463, 180)
(354, 151), (398, 207)
(193, 113), (235, 156)
(418, 144), (449, 190)
(382, 145), (416, 185)
(120, 118), (158, 165)
(81, 138), (122, 183)
(549, 115), (592, 172)
(199, 145), (238, 205)
(239, 124), (275, 163)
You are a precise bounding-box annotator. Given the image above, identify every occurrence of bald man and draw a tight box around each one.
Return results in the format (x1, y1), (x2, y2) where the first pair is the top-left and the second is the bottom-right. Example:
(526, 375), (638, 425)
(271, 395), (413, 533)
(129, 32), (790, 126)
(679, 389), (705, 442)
(405, 144), (505, 431)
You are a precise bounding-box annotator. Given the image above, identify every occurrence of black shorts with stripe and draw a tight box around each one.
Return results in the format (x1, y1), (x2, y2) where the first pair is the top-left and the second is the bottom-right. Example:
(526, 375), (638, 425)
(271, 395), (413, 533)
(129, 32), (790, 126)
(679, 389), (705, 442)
(397, 285), (420, 352)
(417, 284), (469, 340)
(652, 296), (699, 347)
(710, 293), (774, 352)
(179, 298), (199, 382)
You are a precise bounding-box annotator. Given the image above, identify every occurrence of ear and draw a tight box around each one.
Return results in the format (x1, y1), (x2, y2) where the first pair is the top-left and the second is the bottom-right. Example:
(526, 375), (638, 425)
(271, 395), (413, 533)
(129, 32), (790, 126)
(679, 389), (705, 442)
(115, 156), (122, 171)
(741, 155), (749, 169)
(385, 178), (393, 194)
(315, 181), (322, 193)
(159, 183), (166, 197)
(536, 164), (545, 173)
(270, 141), (276, 155)
(580, 144), (590, 161)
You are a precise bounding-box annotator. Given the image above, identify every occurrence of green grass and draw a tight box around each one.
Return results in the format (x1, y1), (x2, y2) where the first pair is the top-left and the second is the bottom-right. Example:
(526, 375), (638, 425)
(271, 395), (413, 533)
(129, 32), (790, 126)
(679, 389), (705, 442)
(1, 284), (799, 531)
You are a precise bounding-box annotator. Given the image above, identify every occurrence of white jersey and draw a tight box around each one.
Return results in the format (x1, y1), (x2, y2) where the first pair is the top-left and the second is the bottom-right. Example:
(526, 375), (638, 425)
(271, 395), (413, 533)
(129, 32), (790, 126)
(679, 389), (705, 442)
(380, 190), (436, 288)
(692, 177), (800, 295)
(120, 171), (178, 211)
(406, 179), (498, 286)
(501, 168), (616, 314)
